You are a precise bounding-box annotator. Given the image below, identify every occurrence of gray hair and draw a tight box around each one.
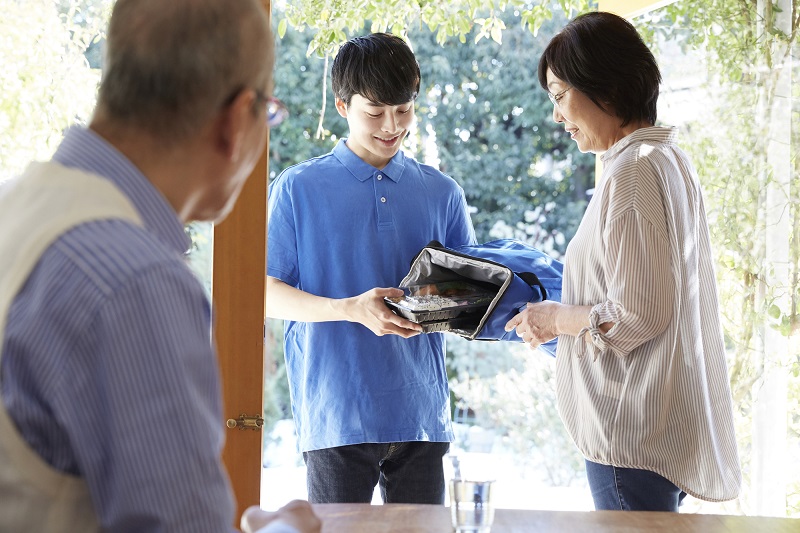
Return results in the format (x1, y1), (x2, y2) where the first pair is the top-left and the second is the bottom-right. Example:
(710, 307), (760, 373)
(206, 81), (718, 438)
(96, 0), (272, 142)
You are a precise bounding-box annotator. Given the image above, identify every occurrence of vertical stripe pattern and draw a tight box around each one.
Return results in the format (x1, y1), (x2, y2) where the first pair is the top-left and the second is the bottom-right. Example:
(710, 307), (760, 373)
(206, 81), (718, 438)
(0, 127), (238, 531)
(556, 127), (741, 502)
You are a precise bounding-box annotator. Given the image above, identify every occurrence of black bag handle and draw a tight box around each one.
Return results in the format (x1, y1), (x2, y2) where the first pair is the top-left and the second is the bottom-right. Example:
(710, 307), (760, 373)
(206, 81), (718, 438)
(518, 271), (547, 301)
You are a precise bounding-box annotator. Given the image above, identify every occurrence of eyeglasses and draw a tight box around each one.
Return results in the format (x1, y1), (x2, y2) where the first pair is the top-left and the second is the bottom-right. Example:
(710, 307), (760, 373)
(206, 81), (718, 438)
(255, 91), (288, 127)
(547, 86), (572, 107)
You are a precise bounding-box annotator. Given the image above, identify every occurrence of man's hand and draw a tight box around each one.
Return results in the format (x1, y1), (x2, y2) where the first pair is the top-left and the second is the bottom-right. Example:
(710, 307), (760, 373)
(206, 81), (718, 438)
(265, 277), (424, 337)
(241, 500), (321, 533)
(338, 287), (423, 338)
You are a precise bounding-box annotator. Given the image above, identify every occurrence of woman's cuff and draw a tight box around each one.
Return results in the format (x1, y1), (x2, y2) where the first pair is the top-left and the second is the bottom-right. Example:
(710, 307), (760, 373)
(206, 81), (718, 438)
(575, 305), (609, 360)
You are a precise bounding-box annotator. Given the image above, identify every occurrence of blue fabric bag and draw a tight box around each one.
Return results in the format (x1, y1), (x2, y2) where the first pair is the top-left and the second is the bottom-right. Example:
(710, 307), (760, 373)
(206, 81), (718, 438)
(399, 239), (563, 357)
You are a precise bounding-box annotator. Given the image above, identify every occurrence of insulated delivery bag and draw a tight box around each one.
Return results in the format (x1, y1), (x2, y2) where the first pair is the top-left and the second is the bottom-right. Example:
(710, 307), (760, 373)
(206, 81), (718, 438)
(385, 239), (564, 357)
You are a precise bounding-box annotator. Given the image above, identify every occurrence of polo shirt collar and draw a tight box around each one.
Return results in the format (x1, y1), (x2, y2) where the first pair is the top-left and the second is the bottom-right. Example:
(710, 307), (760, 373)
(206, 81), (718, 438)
(333, 139), (406, 183)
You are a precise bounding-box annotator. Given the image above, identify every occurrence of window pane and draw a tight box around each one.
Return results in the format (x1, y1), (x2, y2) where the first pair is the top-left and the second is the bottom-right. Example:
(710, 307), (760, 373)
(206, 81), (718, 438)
(186, 222), (214, 297)
(637, 0), (799, 517)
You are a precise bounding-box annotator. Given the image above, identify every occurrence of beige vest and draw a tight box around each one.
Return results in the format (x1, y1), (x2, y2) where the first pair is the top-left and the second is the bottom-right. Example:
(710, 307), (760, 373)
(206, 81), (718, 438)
(0, 161), (141, 531)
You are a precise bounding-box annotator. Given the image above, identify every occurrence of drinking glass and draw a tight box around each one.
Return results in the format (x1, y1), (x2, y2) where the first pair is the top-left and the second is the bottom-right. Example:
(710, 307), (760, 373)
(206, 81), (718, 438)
(443, 453), (496, 533)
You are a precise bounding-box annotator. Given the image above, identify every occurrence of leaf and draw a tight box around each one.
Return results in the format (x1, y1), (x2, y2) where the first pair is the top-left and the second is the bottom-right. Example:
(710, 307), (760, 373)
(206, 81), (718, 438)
(278, 18), (288, 39)
(491, 25), (503, 44)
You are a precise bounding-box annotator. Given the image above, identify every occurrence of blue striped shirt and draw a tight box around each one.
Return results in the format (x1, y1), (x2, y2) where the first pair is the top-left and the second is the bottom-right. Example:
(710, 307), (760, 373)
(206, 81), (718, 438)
(1, 127), (237, 531)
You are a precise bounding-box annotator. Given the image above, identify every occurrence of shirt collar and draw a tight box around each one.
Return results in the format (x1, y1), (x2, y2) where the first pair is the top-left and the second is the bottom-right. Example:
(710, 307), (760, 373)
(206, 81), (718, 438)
(332, 139), (406, 183)
(601, 126), (679, 165)
(52, 126), (191, 255)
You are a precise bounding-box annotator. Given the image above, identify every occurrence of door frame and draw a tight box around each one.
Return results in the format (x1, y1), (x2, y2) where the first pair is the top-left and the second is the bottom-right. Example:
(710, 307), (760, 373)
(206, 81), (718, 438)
(214, 0), (675, 523)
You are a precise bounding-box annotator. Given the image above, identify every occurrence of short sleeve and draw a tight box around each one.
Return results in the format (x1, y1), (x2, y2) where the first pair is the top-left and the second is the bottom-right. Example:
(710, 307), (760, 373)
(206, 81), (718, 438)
(267, 172), (300, 285)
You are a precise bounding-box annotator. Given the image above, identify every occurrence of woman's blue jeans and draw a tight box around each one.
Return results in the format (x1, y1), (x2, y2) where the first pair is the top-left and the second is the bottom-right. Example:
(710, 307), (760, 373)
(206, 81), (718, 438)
(585, 459), (687, 512)
(303, 441), (450, 504)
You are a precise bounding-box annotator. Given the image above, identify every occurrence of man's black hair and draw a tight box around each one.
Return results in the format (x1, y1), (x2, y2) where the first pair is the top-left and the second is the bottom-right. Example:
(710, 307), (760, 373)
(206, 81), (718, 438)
(331, 33), (421, 106)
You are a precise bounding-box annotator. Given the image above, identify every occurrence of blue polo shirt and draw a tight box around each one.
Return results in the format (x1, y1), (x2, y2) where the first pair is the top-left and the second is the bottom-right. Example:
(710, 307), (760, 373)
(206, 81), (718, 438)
(268, 139), (476, 452)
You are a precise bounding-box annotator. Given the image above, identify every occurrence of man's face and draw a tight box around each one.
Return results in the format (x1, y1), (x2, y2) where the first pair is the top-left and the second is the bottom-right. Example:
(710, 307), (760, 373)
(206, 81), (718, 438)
(335, 93), (416, 170)
(211, 92), (270, 223)
(185, 87), (269, 224)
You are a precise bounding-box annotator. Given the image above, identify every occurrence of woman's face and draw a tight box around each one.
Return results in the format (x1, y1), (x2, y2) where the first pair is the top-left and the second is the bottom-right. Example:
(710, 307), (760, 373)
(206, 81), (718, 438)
(545, 68), (631, 154)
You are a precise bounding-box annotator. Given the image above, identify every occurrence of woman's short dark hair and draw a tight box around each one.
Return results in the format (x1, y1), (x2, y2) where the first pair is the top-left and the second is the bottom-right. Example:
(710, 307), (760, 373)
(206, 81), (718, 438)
(537, 11), (661, 126)
(331, 33), (421, 106)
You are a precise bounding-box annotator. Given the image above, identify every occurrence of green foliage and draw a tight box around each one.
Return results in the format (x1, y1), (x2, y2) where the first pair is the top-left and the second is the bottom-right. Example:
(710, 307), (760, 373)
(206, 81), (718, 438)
(638, 1), (798, 88)
(268, 19), (349, 179)
(448, 337), (584, 484)
(269, 4), (595, 253)
(637, 0), (800, 516)
(0, 0), (213, 297)
(263, 319), (292, 427)
(411, 11), (594, 250)
(276, 0), (591, 57)
(678, 82), (767, 505)
(0, 0), (109, 181)
(789, 361), (800, 515)
(185, 222), (214, 297)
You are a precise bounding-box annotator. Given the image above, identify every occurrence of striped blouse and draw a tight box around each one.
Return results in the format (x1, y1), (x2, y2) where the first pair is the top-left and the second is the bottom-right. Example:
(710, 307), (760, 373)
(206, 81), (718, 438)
(556, 126), (741, 501)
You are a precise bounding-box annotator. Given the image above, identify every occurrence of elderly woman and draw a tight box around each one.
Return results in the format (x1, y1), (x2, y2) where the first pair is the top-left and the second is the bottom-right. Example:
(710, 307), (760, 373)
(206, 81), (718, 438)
(505, 12), (741, 512)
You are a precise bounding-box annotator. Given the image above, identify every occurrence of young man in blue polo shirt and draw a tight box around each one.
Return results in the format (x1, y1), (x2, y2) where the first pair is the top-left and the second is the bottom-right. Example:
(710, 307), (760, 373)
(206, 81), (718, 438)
(266, 33), (476, 504)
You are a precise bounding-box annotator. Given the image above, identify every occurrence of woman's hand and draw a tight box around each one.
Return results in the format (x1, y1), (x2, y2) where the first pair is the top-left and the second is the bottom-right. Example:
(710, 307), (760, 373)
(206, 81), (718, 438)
(504, 300), (563, 350)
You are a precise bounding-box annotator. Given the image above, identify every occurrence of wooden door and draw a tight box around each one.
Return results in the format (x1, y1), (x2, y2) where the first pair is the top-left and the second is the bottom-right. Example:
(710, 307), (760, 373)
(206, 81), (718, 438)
(214, 143), (268, 522)
(214, 0), (273, 522)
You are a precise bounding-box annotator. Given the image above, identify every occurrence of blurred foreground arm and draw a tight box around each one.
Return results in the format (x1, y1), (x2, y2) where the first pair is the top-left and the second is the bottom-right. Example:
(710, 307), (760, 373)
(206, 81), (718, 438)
(241, 500), (321, 533)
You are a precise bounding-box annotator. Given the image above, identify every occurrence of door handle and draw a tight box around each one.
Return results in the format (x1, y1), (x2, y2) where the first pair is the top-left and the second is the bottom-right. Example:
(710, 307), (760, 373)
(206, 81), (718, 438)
(226, 413), (264, 430)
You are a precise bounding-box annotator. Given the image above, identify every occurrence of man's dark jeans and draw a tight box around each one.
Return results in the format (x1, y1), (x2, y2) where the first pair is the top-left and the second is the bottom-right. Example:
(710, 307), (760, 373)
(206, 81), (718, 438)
(304, 441), (450, 504)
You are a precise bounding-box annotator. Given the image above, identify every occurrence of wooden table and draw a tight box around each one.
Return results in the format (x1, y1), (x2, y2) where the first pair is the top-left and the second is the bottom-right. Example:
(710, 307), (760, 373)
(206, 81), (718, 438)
(313, 503), (800, 532)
